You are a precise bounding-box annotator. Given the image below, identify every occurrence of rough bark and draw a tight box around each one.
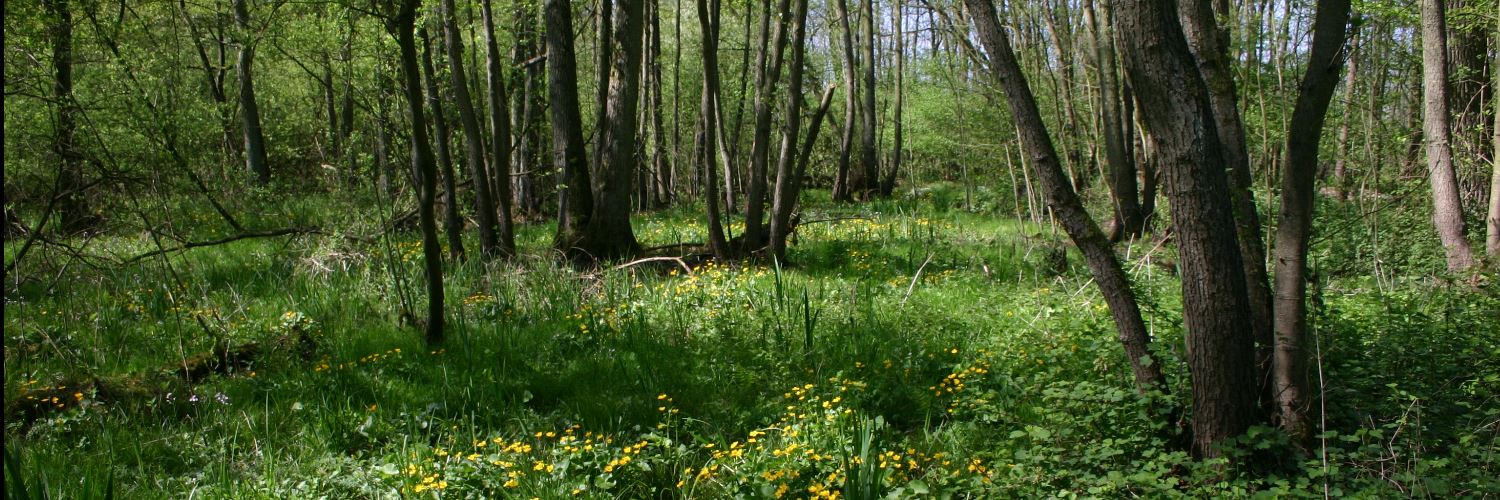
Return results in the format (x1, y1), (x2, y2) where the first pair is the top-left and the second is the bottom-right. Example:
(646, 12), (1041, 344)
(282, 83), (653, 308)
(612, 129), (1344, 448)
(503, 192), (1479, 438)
(1420, 0), (1478, 273)
(878, 0), (905, 198)
(858, 0), (880, 199)
(1115, 0), (1260, 458)
(1177, 0), (1275, 401)
(387, 0), (446, 345)
(576, 0), (645, 261)
(547, 0), (595, 251)
(234, 0), (271, 185)
(421, 28), (466, 262)
(1271, 0), (1351, 449)
(963, 0), (1165, 396)
(1490, 37), (1500, 258)
(45, 0), (92, 234)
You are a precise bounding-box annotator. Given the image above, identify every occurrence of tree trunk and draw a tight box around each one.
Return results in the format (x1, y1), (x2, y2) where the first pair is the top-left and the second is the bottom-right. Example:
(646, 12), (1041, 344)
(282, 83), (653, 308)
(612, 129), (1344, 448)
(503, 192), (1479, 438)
(696, 0), (730, 259)
(1271, 0), (1350, 449)
(441, 0), (501, 259)
(1332, 31), (1358, 201)
(1420, 0), (1478, 273)
(1177, 0), (1275, 402)
(1115, 0), (1260, 458)
(773, 84), (837, 261)
(547, 0), (595, 253)
(1085, 0), (1142, 242)
(963, 0), (1165, 396)
(387, 0), (446, 345)
(858, 0), (880, 199)
(481, 0), (517, 257)
(422, 28), (466, 262)
(234, 0), (271, 185)
(1489, 35), (1500, 258)
(577, 0), (645, 261)
(767, 0), (811, 261)
(878, 0), (905, 198)
(833, 0), (859, 202)
(45, 0), (91, 234)
(742, 0), (793, 251)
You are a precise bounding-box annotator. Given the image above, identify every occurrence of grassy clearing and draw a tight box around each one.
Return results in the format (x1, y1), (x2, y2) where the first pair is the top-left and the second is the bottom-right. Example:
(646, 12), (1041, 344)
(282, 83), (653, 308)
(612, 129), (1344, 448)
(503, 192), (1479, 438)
(5, 193), (1497, 498)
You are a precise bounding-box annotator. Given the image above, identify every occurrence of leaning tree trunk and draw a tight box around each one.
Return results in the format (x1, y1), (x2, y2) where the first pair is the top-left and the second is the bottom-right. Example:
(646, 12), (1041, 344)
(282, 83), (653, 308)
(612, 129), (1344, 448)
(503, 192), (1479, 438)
(1271, 0), (1351, 449)
(1115, 0), (1260, 459)
(481, 0), (517, 257)
(1420, 0), (1478, 273)
(767, 0), (810, 262)
(576, 0), (645, 261)
(546, 0), (594, 252)
(234, 0), (271, 185)
(421, 28), (466, 262)
(442, 0), (502, 259)
(962, 0), (1166, 396)
(387, 0), (446, 345)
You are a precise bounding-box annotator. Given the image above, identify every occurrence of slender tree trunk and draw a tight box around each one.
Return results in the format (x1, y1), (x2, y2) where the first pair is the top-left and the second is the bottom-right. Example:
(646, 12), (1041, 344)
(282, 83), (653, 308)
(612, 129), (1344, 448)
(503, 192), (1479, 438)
(422, 28), (467, 262)
(742, 0), (793, 250)
(648, 4), (672, 208)
(1177, 0), (1275, 400)
(441, 0), (501, 259)
(45, 0), (92, 234)
(696, 0), (730, 259)
(1085, 0), (1141, 242)
(878, 0), (905, 198)
(833, 0), (859, 202)
(1420, 0), (1478, 273)
(387, 0), (446, 345)
(858, 0), (880, 199)
(1271, 0), (1350, 449)
(481, 0), (517, 257)
(593, 0), (614, 175)
(767, 0), (811, 261)
(1489, 37), (1500, 258)
(1115, 0), (1260, 458)
(963, 0), (1166, 396)
(1332, 31), (1358, 201)
(234, 0), (271, 185)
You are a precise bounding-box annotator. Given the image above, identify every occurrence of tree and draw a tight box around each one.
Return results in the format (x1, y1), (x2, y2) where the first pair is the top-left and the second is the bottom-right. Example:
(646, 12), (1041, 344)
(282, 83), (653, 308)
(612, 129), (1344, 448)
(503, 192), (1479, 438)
(576, 0), (646, 261)
(1420, 0), (1478, 273)
(857, 0), (880, 199)
(481, 0), (517, 258)
(384, 0), (446, 345)
(742, 0), (793, 251)
(44, 0), (92, 234)
(766, 0), (811, 261)
(1083, 0), (1143, 242)
(442, 0), (503, 260)
(832, 0), (860, 202)
(546, 0), (594, 254)
(1114, 0), (1260, 458)
(233, 0), (271, 185)
(1271, 0), (1352, 448)
(696, 0), (730, 259)
(420, 27), (466, 262)
(878, 0), (905, 198)
(961, 0), (1165, 396)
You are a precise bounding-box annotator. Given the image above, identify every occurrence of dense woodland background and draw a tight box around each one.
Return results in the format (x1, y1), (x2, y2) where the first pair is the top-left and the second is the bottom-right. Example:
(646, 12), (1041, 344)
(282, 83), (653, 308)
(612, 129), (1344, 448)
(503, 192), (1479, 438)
(4, 0), (1499, 497)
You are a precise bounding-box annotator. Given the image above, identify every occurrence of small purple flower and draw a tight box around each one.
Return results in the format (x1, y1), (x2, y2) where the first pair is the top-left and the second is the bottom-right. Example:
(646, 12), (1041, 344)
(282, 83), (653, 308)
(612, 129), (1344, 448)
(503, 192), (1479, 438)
(188, 394), (200, 403)
(215, 392), (230, 405)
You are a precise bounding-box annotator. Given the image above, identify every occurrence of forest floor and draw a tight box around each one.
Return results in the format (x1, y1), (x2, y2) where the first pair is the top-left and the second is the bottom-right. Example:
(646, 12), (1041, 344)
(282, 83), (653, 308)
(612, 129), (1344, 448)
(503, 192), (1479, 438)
(5, 191), (1498, 497)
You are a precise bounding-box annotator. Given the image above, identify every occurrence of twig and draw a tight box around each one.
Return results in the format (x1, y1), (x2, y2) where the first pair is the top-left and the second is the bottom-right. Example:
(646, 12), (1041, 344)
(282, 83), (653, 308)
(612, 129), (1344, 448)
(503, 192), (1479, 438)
(901, 253), (934, 307)
(611, 256), (693, 276)
(119, 227), (323, 264)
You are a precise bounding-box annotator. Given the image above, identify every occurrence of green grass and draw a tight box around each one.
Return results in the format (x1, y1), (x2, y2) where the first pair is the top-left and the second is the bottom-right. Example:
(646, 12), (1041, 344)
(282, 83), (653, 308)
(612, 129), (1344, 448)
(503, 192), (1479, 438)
(5, 192), (1497, 498)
